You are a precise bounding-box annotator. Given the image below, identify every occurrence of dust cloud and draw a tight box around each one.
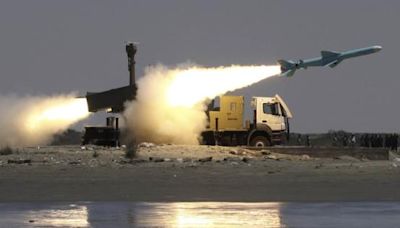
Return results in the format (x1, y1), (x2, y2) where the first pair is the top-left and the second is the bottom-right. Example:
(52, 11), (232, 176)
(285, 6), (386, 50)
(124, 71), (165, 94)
(0, 94), (90, 147)
(123, 64), (281, 145)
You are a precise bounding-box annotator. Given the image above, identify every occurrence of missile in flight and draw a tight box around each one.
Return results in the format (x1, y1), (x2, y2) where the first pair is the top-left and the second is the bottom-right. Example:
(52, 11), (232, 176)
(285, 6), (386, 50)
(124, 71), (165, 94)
(278, 45), (382, 77)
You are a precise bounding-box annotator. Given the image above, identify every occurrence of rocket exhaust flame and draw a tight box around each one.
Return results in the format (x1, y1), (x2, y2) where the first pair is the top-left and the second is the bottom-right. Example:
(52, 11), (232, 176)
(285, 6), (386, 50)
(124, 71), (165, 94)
(26, 98), (89, 131)
(124, 64), (281, 145)
(166, 65), (281, 107)
(0, 95), (90, 147)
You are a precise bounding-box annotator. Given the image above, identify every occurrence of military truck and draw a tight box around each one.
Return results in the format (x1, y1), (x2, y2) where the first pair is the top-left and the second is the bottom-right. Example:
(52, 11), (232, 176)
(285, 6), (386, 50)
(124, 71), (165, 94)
(83, 43), (293, 147)
(202, 95), (292, 147)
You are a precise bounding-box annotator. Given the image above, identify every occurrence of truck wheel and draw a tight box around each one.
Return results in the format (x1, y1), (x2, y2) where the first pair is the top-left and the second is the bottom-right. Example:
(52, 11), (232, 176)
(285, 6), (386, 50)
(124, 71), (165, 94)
(250, 136), (271, 147)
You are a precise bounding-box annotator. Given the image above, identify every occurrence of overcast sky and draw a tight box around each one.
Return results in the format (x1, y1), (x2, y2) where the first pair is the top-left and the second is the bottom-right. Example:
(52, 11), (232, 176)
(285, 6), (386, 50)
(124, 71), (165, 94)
(0, 0), (399, 133)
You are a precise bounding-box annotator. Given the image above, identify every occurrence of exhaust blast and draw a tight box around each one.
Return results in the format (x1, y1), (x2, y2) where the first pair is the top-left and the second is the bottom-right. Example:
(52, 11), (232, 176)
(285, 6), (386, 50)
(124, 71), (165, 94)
(124, 64), (281, 145)
(0, 94), (90, 147)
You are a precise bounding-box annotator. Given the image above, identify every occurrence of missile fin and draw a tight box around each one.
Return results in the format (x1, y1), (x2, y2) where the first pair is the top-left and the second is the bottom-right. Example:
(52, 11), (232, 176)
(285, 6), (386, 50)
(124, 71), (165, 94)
(277, 59), (295, 69)
(278, 59), (296, 77)
(321, 50), (340, 58)
(328, 60), (343, 68)
(281, 69), (296, 77)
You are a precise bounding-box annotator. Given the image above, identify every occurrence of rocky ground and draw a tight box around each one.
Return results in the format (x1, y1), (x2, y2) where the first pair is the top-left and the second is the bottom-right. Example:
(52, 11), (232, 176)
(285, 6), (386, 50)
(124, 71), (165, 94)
(0, 144), (399, 201)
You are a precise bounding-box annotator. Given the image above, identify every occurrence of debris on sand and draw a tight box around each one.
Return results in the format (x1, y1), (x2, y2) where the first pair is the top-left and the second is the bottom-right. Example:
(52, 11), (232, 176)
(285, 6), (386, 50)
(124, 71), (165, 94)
(119, 159), (146, 164)
(139, 142), (156, 148)
(68, 161), (81, 165)
(228, 148), (251, 156)
(335, 155), (360, 162)
(229, 150), (238, 155)
(265, 155), (279, 160)
(300, 154), (311, 160)
(0, 145), (388, 171)
(92, 150), (99, 158)
(198, 157), (213, 162)
(391, 156), (400, 168)
(7, 159), (31, 164)
(149, 157), (164, 162)
(260, 150), (271, 155)
(223, 157), (241, 162)
(314, 163), (323, 169)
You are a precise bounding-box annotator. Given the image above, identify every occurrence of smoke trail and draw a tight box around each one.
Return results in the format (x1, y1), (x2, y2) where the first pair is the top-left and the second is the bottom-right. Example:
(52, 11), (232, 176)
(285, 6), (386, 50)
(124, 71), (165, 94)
(124, 64), (281, 144)
(0, 94), (90, 147)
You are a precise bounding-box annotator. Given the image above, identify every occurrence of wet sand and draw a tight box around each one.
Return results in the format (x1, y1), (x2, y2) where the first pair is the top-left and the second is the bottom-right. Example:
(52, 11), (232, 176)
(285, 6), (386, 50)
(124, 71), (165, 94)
(0, 145), (399, 202)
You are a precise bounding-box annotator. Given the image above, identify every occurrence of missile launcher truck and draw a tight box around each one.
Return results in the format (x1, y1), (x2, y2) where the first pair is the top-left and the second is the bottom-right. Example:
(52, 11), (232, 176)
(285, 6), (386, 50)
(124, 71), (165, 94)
(83, 43), (293, 147)
(202, 95), (292, 147)
(82, 43), (137, 146)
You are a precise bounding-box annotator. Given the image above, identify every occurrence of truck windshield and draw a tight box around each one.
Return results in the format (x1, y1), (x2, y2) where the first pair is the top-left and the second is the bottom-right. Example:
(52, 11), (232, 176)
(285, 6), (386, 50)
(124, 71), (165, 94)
(263, 103), (280, 116)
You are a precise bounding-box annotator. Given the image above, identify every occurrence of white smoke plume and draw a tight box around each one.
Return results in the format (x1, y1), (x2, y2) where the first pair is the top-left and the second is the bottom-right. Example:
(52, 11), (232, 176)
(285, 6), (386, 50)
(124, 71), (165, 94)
(0, 94), (90, 147)
(124, 64), (281, 145)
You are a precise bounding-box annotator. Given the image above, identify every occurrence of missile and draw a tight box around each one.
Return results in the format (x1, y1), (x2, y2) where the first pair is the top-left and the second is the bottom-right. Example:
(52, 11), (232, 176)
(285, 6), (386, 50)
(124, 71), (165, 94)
(278, 45), (382, 77)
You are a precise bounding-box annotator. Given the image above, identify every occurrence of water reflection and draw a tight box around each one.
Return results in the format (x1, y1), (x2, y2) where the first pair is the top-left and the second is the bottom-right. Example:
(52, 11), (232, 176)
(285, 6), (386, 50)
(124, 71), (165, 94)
(0, 203), (88, 227)
(140, 202), (282, 227)
(25, 204), (89, 227)
(0, 202), (282, 227)
(1, 202), (400, 227)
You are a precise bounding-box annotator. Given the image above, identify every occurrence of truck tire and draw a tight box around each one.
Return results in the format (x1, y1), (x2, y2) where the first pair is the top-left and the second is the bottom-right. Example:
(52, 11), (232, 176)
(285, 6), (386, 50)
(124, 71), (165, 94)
(250, 136), (271, 147)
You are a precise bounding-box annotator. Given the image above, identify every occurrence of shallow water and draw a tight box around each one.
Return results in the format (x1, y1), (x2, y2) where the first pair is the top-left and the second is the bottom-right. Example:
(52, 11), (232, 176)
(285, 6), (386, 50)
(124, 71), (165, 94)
(0, 202), (399, 227)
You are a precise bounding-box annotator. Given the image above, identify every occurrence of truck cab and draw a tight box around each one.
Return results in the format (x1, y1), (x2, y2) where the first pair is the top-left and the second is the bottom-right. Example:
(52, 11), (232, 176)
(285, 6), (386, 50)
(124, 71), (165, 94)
(251, 95), (293, 146)
(202, 94), (292, 147)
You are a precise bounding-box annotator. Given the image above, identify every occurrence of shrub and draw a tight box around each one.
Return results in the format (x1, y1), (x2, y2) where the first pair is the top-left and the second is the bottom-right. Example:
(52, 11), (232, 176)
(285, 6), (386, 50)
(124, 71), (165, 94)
(92, 150), (99, 158)
(125, 142), (137, 159)
(0, 146), (13, 156)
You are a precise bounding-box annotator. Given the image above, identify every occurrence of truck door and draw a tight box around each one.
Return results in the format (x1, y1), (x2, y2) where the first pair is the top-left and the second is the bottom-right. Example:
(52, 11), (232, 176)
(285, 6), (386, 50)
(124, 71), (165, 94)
(257, 100), (285, 131)
(274, 94), (293, 118)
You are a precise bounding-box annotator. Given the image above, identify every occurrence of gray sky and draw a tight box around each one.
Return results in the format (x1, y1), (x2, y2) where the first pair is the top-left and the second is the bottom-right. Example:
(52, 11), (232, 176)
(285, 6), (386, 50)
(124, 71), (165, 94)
(0, 0), (399, 133)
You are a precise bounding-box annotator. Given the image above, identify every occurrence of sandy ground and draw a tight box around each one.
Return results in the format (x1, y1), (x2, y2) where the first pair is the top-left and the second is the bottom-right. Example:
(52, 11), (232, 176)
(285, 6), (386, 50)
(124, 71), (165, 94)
(0, 144), (399, 202)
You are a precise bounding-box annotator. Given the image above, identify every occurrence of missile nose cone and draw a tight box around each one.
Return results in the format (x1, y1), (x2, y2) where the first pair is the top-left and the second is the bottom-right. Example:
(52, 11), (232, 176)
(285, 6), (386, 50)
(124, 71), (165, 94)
(373, 45), (382, 52)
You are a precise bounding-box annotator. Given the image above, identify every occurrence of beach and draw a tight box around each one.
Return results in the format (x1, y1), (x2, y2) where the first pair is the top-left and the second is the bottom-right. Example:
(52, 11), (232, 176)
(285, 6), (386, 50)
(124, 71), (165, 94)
(0, 145), (399, 202)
